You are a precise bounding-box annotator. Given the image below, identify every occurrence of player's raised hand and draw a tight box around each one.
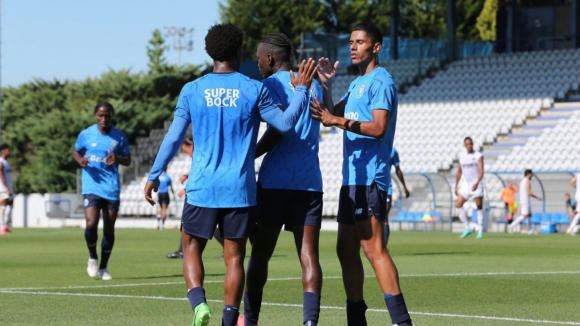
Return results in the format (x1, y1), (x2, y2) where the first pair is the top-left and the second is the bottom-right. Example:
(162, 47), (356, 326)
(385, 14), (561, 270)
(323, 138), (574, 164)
(144, 181), (159, 206)
(316, 57), (339, 86)
(310, 96), (334, 126)
(290, 58), (317, 89)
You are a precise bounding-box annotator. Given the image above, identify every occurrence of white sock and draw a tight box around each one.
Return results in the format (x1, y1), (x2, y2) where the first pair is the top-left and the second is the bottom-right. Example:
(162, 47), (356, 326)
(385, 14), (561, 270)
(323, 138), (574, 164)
(477, 209), (484, 233)
(510, 214), (526, 228)
(458, 207), (470, 229)
(570, 213), (580, 229)
(4, 205), (11, 227)
(0, 205), (5, 229)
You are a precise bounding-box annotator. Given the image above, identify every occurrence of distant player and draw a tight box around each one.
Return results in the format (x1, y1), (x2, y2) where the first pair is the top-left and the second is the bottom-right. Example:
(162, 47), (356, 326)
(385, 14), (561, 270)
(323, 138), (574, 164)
(243, 33), (324, 326)
(566, 174), (580, 235)
(508, 169), (542, 234)
(73, 102), (131, 280)
(144, 23), (316, 326)
(384, 147), (410, 246)
(455, 137), (485, 239)
(0, 144), (14, 235)
(500, 181), (519, 223)
(310, 23), (414, 326)
(156, 170), (174, 230)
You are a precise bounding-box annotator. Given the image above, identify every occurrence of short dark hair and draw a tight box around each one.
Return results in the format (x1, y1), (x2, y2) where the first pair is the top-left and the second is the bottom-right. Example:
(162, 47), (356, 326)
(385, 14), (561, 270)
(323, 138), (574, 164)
(464, 136), (473, 143)
(524, 169), (533, 176)
(94, 101), (114, 115)
(352, 23), (383, 45)
(0, 144), (10, 151)
(182, 136), (193, 146)
(260, 33), (296, 63)
(205, 23), (243, 61)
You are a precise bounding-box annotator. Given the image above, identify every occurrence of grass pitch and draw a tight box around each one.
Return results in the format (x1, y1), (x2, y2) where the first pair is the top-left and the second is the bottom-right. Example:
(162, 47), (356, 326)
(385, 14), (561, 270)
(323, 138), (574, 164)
(1, 227), (580, 325)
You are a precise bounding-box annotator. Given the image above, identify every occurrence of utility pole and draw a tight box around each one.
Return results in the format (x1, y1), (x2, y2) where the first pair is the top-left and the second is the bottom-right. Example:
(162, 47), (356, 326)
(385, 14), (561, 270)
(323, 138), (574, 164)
(163, 26), (194, 66)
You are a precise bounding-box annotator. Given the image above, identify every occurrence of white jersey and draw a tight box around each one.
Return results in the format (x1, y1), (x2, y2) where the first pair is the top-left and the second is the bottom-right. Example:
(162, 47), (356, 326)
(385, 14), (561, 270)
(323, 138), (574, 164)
(576, 173), (580, 201)
(0, 157), (13, 193)
(459, 151), (483, 186)
(519, 177), (530, 205)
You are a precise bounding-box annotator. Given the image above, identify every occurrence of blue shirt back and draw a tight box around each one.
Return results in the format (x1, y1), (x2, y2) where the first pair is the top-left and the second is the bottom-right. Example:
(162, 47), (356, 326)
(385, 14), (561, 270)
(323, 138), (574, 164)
(174, 72), (278, 208)
(387, 147), (400, 195)
(74, 125), (130, 200)
(158, 173), (172, 193)
(340, 67), (398, 191)
(258, 71), (323, 192)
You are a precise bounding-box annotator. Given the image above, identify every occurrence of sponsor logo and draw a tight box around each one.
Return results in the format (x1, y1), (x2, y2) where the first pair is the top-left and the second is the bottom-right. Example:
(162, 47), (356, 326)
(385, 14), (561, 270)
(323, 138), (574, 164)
(88, 155), (107, 163)
(355, 85), (365, 99)
(355, 208), (363, 215)
(344, 112), (359, 120)
(204, 88), (240, 107)
(83, 198), (89, 207)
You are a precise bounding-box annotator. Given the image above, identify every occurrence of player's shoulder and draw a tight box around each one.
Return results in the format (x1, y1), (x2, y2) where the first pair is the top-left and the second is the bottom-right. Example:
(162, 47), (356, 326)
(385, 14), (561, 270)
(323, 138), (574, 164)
(371, 67), (396, 86)
(79, 124), (97, 136)
(109, 126), (128, 140)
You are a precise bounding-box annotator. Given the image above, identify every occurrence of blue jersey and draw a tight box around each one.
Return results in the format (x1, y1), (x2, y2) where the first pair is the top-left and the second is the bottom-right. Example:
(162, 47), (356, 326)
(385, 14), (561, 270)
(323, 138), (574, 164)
(74, 125), (130, 200)
(258, 71), (323, 192)
(340, 67), (398, 191)
(174, 72), (278, 208)
(387, 147), (400, 195)
(158, 173), (172, 193)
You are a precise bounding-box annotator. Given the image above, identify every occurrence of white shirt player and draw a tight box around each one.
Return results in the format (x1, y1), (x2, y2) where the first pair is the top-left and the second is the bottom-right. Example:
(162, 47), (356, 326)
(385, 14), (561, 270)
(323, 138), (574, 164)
(0, 157), (13, 193)
(459, 151), (483, 187)
(575, 172), (580, 202)
(519, 177), (530, 206)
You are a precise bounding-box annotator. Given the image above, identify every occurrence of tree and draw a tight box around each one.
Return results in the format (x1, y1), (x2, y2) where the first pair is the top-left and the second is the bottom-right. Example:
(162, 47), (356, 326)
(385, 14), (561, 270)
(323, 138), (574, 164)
(476, 0), (498, 41)
(147, 29), (169, 74)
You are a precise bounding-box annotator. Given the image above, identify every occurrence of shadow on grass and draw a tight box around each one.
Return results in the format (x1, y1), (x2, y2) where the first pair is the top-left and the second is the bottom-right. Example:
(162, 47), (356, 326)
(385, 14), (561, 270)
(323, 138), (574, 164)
(115, 273), (225, 280)
(398, 251), (472, 256)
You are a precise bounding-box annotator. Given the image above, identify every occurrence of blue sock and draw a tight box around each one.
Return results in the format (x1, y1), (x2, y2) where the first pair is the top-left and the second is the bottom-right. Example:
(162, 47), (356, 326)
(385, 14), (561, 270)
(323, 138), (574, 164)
(187, 287), (206, 310)
(384, 293), (412, 325)
(303, 292), (320, 325)
(99, 231), (115, 269)
(222, 305), (239, 326)
(84, 228), (98, 259)
(384, 223), (391, 246)
(346, 299), (367, 326)
(243, 290), (262, 325)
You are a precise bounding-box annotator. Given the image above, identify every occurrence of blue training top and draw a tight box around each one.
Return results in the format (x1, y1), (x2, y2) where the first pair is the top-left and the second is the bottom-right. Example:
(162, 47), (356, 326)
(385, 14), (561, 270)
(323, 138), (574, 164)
(74, 124), (130, 201)
(340, 67), (398, 192)
(258, 71), (323, 192)
(158, 173), (172, 193)
(387, 147), (400, 195)
(147, 72), (310, 208)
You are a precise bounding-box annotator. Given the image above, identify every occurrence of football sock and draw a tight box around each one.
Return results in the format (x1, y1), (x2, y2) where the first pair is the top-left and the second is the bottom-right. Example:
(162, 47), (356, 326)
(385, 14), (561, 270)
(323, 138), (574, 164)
(177, 240), (183, 253)
(99, 231), (115, 269)
(84, 228), (98, 259)
(457, 207), (470, 229)
(0, 205), (5, 229)
(570, 213), (580, 229)
(243, 290), (262, 325)
(4, 205), (11, 226)
(303, 292), (320, 325)
(510, 215), (526, 228)
(385, 293), (412, 326)
(384, 223), (391, 246)
(346, 299), (367, 326)
(156, 215), (161, 228)
(476, 209), (484, 232)
(222, 305), (239, 326)
(187, 287), (206, 310)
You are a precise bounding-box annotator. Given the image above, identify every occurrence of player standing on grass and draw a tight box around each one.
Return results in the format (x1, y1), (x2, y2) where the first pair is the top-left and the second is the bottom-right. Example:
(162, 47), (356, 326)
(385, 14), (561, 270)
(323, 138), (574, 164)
(144, 23), (317, 326)
(566, 173), (580, 235)
(384, 147), (410, 246)
(0, 144), (14, 235)
(310, 23), (414, 326)
(156, 170), (173, 230)
(508, 169), (542, 234)
(73, 102), (131, 280)
(455, 137), (485, 239)
(242, 33), (324, 326)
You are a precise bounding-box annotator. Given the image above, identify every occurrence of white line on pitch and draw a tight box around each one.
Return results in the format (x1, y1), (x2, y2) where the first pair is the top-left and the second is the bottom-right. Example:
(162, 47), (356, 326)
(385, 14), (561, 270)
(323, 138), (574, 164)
(1, 270), (579, 291)
(1, 290), (579, 325)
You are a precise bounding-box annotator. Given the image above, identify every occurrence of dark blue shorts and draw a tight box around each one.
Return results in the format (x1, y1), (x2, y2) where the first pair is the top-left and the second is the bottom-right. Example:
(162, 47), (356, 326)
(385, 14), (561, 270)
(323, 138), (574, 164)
(256, 185), (323, 230)
(83, 194), (120, 213)
(337, 184), (387, 224)
(158, 192), (170, 205)
(181, 201), (256, 240)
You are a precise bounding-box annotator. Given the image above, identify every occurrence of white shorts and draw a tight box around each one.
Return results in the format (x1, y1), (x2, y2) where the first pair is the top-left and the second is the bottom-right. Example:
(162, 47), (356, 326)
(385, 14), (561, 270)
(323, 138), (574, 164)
(520, 203), (531, 216)
(458, 182), (484, 201)
(0, 192), (9, 202)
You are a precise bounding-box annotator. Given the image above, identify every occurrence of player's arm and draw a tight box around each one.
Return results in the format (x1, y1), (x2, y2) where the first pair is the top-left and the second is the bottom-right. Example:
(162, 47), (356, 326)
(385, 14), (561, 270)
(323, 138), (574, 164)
(145, 115), (189, 205)
(454, 164), (462, 196)
(571, 176), (577, 188)
(106, 151), (131, 166)
(395, 166), (410, 198)
(260, 59), (317, 133)
(255, 127), (284, 158)
(527, 179), (542, 201)
(0, 162), (11, 196)
(316, 57), (345, 117)
(73, 133), (89, 167)
(472, 156), (484, 191)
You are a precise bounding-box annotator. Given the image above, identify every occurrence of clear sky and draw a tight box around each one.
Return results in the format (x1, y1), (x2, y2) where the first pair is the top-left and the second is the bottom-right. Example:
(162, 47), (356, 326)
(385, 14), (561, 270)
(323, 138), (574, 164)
(1, 0), (221, 87)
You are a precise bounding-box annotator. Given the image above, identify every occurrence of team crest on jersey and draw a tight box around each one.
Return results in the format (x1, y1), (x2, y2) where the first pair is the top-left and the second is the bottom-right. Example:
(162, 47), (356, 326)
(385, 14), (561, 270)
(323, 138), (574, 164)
(91, 143), (97, 147)
(355, 85), (365, 99)
(84, 198), (89, 207)
(110, 141), (117, 149)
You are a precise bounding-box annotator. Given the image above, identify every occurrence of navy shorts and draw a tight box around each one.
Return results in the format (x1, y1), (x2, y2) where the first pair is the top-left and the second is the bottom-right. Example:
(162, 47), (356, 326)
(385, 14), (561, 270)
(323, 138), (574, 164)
(181, 201), (256, 240)
(337, 183), (387, 224)
(83, 194), (120, 213)
(158, 192), (170, 205)
(256, 185), (323, 230)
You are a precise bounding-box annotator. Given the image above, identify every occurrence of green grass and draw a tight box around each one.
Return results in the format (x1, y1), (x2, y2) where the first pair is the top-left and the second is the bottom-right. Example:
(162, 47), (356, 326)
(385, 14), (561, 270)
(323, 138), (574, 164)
(1, 228), (580, 325)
